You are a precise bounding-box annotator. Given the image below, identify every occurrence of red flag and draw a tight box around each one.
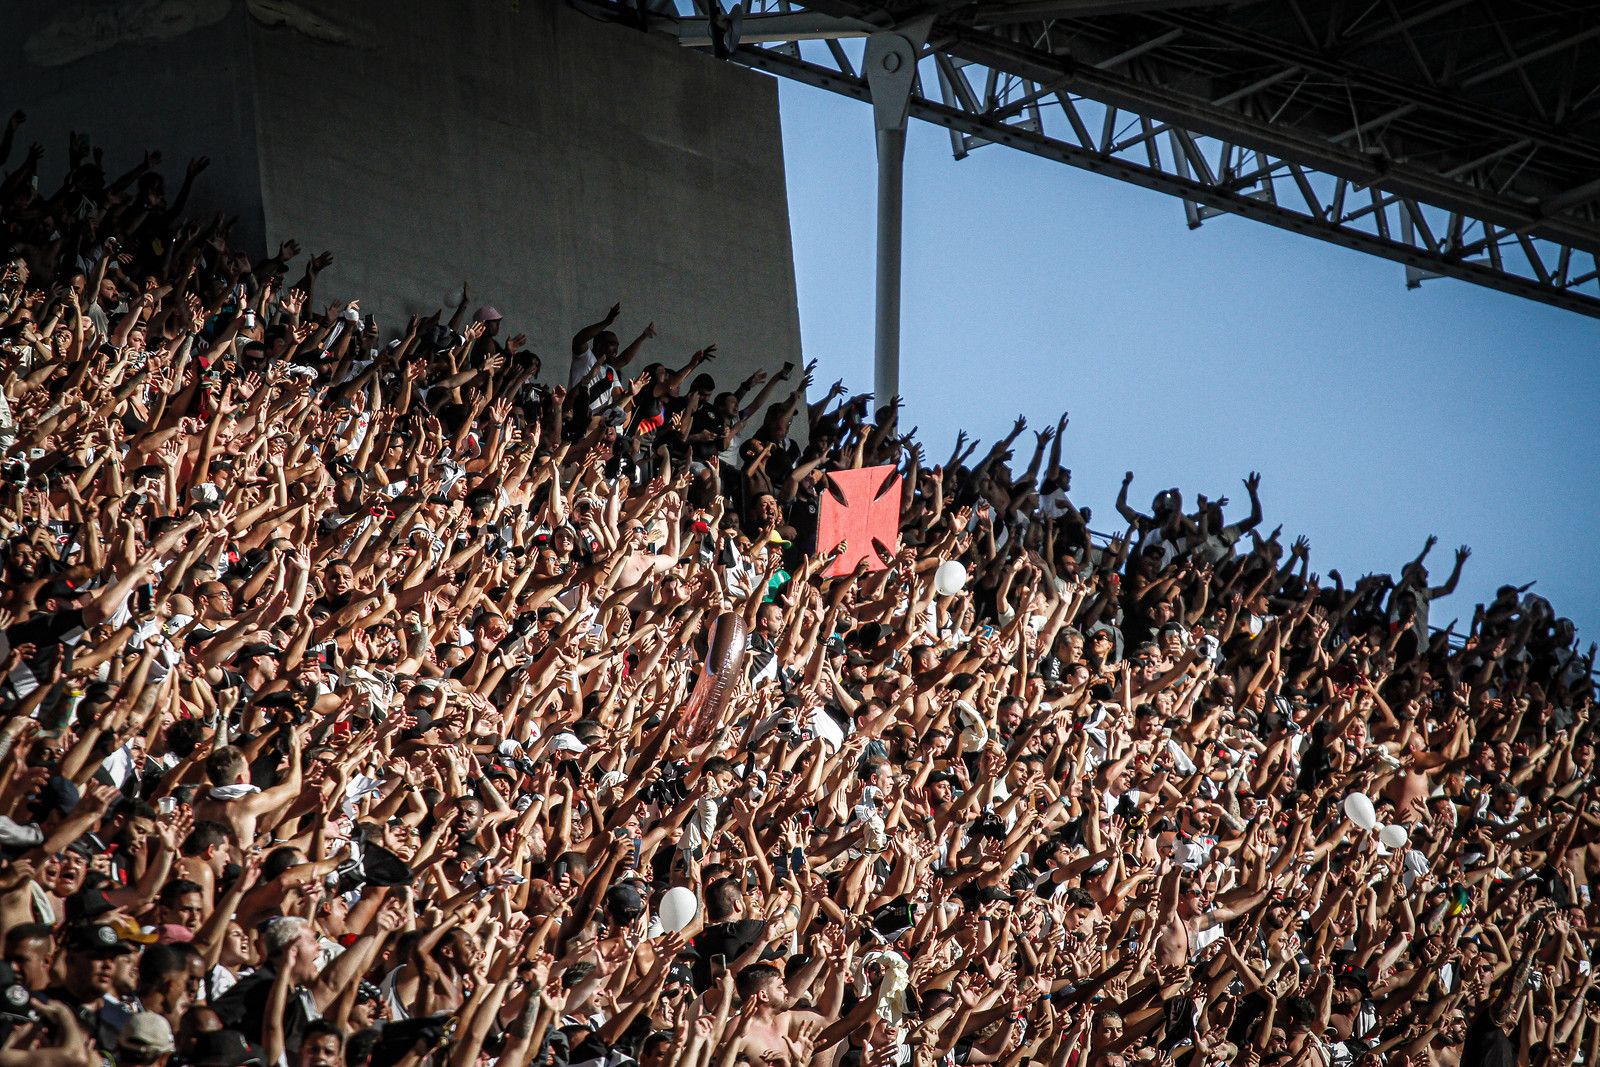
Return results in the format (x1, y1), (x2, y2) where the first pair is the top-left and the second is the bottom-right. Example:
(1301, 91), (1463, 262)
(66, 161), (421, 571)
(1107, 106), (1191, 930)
(817, 464), (902, 577)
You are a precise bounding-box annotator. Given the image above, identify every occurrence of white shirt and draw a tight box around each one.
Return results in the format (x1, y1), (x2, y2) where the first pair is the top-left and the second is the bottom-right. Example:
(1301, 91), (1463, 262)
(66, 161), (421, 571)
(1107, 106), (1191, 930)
(569, 349), (597, 389)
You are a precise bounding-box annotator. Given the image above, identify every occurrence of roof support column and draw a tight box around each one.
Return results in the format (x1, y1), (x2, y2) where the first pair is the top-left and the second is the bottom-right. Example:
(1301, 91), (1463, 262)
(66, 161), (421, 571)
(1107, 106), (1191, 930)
(873, 123), (906, 408)
(865, 21), (930, 409)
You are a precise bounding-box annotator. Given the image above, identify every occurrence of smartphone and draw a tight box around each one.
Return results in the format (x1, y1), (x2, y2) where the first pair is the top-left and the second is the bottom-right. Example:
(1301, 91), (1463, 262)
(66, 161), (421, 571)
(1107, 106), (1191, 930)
(710, 954), (727, 980)
(333, 720), (351, 738)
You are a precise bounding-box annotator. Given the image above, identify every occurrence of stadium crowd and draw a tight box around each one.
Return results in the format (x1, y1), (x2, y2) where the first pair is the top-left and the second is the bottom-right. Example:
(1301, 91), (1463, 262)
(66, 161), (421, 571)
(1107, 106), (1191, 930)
(0, 120), (1595, 1067)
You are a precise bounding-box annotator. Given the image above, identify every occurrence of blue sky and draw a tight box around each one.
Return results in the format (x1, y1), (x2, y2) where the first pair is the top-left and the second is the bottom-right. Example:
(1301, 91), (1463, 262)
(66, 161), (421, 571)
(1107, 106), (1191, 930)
(774, 77), (1600, 646)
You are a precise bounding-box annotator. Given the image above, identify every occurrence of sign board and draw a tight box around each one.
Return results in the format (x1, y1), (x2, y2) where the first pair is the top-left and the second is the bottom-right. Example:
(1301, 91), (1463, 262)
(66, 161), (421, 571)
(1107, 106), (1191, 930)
(816, 464), (902, 577)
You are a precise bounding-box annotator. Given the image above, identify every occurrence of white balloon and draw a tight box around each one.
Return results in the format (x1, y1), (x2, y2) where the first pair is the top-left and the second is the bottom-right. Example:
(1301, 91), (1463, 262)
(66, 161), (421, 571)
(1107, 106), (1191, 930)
(1379, 824), (1409, 849)
(1343, 792), (1378, 831)
(657, 886), (699, 933)
(934, 560), (968, 597)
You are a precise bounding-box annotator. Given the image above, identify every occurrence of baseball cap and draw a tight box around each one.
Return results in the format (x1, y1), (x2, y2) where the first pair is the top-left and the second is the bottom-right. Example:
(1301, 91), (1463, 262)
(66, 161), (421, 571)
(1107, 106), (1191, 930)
(121, 1013), (176, 1056)
(64, 887), (115, 922)
(1334, 965), (1373, 998)
(472, 307), (503, 323)
(604, 883), (642, 920)
(0, 961), (26, 1019)
(549, 732), (587, 755)
(187, 1029), (266, 1067)
(61, 922), (139, 957)
(39, 580), (77, 605)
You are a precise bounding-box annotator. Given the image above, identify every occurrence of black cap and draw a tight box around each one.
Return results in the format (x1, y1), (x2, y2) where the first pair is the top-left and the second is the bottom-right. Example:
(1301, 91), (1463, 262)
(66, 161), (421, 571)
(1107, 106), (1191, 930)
(975, 886), (1017, 904)
(187, 1029), (266, 1067)
(61, 922), (137, 957)
(0, 961), (28, 1019)
(39, 580), (77, 605)
(604, 883), (642, 921)
(1335, 965), (1373, 997)
(66, 833), (104, 859)
(64, 887), (115, 922)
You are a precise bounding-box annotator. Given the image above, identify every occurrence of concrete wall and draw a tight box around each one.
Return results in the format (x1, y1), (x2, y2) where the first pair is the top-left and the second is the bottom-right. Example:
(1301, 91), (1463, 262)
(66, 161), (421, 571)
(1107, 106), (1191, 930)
(1, 0), (803, 392)
(0, 0), (267, 250)
(248, 0), (802, 389)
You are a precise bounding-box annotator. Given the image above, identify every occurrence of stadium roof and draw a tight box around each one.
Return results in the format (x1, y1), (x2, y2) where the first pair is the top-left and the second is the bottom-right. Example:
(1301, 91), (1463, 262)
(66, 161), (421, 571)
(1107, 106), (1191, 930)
(600, 0), (1600, 319)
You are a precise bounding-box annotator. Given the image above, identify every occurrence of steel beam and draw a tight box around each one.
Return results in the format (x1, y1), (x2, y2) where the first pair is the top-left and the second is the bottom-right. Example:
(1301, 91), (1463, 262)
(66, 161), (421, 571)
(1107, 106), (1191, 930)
(963, 0), (1218, 19)
(939, 25), (1600, 254)
(606, 0), (1600, 322)
(1136, 10), (1600, 165)
(676, 10), (876, 45)
(728, 44), (1600, 319)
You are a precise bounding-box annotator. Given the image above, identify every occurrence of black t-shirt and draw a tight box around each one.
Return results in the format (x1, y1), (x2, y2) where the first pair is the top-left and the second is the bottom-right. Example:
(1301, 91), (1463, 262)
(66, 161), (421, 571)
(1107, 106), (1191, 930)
(213, 965), (313, 1046)
(312, 591), (354, 615)
(654, 394), (695, 462)
(2, 609), (87, 691)
(785, 491), (820, 562)
(1460, 1007), (1517, 1067)
(741, 433), (796, 486)
(5, 608), (87, 655)
(690, 918), (767, 992)
(689, 407), (732, 462)
(40, 985), (108, 1047)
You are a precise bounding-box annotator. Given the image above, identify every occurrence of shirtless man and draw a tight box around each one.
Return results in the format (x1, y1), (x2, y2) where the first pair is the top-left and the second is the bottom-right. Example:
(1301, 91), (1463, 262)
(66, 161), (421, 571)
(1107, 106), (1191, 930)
(193, 728), (307, 850)
(617, 521), (678, 590)
(1153, 861), (1278, 968)
(597, 883), (656, 978)
(727, 963), (876, 1067)
(174, 821), (232, 910)
(382, 917), (481, 1016)
(1428, 1009), (1468, 1067)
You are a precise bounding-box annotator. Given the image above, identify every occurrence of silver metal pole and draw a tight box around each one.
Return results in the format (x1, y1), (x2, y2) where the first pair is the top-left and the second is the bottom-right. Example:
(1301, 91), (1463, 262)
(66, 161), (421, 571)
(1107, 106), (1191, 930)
(874, 125), (906, 407)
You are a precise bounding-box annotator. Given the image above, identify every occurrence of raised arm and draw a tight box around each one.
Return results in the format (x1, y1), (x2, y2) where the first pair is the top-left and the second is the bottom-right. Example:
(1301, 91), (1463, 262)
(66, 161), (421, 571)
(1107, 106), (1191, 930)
(572, 302), (620, 355)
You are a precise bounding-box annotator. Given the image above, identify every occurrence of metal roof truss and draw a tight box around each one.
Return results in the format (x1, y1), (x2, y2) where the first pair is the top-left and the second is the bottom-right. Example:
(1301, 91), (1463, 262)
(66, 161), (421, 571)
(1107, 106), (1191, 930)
(646, 0), (1600, 319)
